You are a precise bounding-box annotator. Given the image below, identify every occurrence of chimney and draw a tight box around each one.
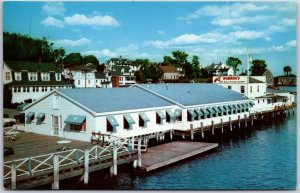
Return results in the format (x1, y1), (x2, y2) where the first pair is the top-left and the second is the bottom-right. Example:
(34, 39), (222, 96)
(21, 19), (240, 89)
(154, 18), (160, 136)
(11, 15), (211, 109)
(112, 75), (119, 87)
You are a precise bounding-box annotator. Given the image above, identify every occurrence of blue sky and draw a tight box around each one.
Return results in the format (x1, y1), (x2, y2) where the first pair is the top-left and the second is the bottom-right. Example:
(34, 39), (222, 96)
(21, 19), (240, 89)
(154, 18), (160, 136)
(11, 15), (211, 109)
(3, 1), (296, 76)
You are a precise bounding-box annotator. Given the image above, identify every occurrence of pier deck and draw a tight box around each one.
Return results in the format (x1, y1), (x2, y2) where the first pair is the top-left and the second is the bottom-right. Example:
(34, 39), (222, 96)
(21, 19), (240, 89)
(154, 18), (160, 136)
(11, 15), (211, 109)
(141, 141), (218, 172)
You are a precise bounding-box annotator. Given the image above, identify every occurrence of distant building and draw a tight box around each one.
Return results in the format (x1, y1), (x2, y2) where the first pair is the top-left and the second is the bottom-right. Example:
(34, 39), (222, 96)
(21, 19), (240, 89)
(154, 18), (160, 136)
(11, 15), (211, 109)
(274, 74), (296, 86)
(157, 65), (179, 82)
(69, 65), (96, 88)
(4, 61), (72, 104)
(109, 65), (136, 87)
(251, 68), (274, 86)
(95, 72), (112, 88)
(207, 62), (234, 76)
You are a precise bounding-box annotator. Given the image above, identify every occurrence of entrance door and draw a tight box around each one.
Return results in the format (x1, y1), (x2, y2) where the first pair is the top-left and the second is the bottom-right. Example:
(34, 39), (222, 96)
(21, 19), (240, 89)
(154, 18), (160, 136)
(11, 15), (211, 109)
(52, 115), (59, 136)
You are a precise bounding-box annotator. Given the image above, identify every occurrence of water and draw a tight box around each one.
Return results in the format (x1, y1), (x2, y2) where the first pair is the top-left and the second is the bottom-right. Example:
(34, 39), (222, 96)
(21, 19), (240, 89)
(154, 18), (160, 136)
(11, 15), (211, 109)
(52, 110), (296, 190)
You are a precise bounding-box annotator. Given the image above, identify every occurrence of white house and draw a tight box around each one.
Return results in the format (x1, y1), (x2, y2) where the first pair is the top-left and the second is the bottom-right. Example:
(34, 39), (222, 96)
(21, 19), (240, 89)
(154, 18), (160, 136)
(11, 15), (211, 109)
(71, 70), (96, 88)
(3, 62), (13, 85)
(95, 72), (112, 88)
(157, 65), (179, 82)
(23, 84), (253, 142)
(207, 62), (234, 76)
(4, 61), (73, 104)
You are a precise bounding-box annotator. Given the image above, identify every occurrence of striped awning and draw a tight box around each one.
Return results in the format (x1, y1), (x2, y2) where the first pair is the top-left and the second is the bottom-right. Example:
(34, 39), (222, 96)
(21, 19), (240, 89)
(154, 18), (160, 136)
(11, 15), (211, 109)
(124, 114), (135, 124)
(207, 107), (215, 114)
(65, 115), (86, 125)
(107, 116), (119, 127)
(139, 112), (150, 122)
(244, 103), (249, 108)
(249, 101), (255, 106)
(166, 109), (176, 119)
(237, 104), (242, 109)
(36, 113), (45, 120)
(201, 108), (210, 115)
(240, 103), (245, 109)
(227, 105), (233, 111)
(231, 104), (237, 110)
(26, 112), (35, 119)
(195, 108), (204, 116)
(223, 105), (228, 111)
(156, 111), (166, 119)
(174, 109), (182, 117)
(187, 109), (197, 117)
(213, 106), (221, 113)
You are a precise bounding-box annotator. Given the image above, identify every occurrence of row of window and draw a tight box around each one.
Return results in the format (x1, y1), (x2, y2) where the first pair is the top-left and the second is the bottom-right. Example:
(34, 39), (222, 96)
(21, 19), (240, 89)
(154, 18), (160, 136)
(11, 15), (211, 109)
(13, 86), (70, 93)
(13, 72), (61, 81)
(228, 85), (260, 94)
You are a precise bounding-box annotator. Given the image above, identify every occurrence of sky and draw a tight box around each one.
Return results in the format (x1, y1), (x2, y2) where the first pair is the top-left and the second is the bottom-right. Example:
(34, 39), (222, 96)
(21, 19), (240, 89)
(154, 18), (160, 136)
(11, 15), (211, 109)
(3, 1), (297, 76)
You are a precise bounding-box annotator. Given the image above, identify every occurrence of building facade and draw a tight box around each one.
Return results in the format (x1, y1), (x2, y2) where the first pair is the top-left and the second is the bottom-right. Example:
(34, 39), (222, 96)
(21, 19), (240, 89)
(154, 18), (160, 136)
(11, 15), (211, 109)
(157, 65), (179, 82)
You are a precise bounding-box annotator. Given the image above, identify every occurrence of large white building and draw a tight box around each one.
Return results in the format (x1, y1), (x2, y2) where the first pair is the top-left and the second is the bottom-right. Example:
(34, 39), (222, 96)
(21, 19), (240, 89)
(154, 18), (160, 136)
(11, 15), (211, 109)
(23, 84), (253, 142)
(3, 61), (73, 104)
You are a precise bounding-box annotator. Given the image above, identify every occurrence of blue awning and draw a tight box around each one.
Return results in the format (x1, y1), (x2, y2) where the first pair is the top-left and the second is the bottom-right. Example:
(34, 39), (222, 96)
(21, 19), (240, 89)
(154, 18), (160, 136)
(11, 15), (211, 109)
(107, 115), (119, 127)
(231, 104), (237, 110)
(249, 101), (255, 106)
(65, 115), (86, 125)
(36, 113), (45, 120)
(26, 112), (35, 119)
(166, 110), (176, 119)
(16, 103), (29, 111)
(156, 111), (166, 119)
(124, 114), (135, 124)
(237, 104), (242, 109)
(195, 108), (204, 116)
(201, 108), (210, 115)
(174, 109), (182, 117)
(213, 106), (221, 113)
(139, 112), (150, 122)
(223, 105), (228, 112)
(207, 107), (215, 114)
(240, 103), (245, 109)
(187, 109), (197, 117)
(244, 103), (249, 107)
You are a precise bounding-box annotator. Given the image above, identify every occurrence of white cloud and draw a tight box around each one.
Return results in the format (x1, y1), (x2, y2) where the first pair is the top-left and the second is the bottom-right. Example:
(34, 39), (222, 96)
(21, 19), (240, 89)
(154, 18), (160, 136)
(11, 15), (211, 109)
(42, 2), (66, 16)
(83, 49), (117, 58)
(212, 16), (273, 26)
(228, 30), (267, 40)
(41, 16), (64, 28)
(267, 25), (286, 33)
(52, 38), (91, 47)
(286, 40), (296, 47)
(64, 14), (119, 27)
(281, 18), (296, 26)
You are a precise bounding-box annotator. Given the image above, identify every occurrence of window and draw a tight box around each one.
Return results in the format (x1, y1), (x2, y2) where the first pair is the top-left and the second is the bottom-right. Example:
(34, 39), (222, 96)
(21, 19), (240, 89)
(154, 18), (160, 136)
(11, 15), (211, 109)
(263, 99), (265, 103)
(241, 86), (245, 94)
(250, 86), (252, 93)
(17, 87), (21, 92)
(29, 73), (37, 81)
(41, 73), (50, 81)
(228, 86), (232, 89)
(27, 86), (30, 92)
(258, 100), (260, 104)
(23, 86), (26, 92)
(88, 80), (91, 85)
(55, 73), (61, 81)
(14, 87), (17, 92)
(267, 99), (271, 104)
(71, 121), (86, 132)
(5, 72), (10, 81)
(53, 94), (60, 109)
(15, 72), (21, 81)
(78, 80), (80, 85)
(257, 85), (259, 92)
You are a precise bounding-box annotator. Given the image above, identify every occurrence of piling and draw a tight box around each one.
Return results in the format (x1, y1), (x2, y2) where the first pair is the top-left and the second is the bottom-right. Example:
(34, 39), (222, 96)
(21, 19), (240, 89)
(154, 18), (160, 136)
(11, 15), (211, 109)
(137, 138), (142, 168)
(201, 122), (204, 138)
(211, 120), (214, 135)
(52, 154), (59, 190)
(190, 124), (194, 141)
(229, 117), (232, 131)
(111, 141), (117, 176)
(170, 129), (173, 141)
(11, 162), (16, 189)
(238, 115), (241, 128)
(251, 114), (254, 126)
(221, 118), (223, 133)
(131, 137), (135, 150)
(244, 114), (247, 127)
(84, 150), (89, 184)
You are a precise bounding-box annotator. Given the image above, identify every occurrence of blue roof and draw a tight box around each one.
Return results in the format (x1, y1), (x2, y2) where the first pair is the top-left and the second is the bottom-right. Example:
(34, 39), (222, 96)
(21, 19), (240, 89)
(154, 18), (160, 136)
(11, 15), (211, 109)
(139, 83), (246, 106)
(58, 87), (173, 113)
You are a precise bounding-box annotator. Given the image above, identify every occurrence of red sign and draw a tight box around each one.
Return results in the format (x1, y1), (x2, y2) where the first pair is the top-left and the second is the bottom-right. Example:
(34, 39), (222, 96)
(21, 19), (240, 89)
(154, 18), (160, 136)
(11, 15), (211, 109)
(213, 76), (246, 83)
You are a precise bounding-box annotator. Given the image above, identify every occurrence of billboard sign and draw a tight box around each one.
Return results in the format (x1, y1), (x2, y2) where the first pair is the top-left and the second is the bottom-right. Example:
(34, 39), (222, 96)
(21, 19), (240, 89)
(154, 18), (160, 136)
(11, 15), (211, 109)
(213, 76), (247, 84)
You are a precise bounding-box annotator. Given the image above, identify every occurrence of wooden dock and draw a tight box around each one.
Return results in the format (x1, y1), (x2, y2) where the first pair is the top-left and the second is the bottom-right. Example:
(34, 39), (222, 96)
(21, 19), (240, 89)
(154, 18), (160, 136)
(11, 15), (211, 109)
(141, 141), (218, 172)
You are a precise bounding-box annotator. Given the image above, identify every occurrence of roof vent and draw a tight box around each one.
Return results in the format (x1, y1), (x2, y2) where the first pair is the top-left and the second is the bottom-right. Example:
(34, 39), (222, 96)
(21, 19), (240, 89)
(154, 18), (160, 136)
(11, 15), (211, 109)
(188, 91), (191, 94)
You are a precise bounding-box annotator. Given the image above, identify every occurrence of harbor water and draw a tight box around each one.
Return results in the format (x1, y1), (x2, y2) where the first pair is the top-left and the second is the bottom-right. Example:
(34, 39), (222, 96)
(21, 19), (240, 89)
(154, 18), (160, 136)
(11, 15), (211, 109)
(40, 87), (297, 190)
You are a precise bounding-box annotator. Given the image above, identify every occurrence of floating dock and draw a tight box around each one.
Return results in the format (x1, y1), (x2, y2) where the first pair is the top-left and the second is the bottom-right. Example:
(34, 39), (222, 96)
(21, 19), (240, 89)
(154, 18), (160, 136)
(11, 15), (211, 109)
(141, 141), (218, 172)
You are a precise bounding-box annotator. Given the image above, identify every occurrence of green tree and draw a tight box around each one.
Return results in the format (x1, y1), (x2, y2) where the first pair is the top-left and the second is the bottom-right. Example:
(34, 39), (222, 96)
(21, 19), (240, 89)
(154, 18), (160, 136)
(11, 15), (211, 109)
(163, 56), (173, 65)
(250, 59), (268, 76)
(283, 65), (292, 76)
(82, 55), (99, 65)
(52, 47), (65, 64)
(191, 55), (201, 79)
(135, 59), (162, 83)
(226, 57), (242, 75)
(63, 52), (83, 67)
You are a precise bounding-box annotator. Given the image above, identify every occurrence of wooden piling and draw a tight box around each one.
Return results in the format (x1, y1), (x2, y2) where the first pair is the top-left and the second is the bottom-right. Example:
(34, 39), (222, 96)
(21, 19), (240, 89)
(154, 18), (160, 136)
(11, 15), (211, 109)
(190, 124), (194, 141)
(221, 118), (223, 134)
(170, 129), (173, 141)
(251, 114), (254, 126)
(238, 115), (241, 128)
(131, 137), (135, 150)
(229, 117), (232, 131)
(52, 154), (59, 190)
(211, 120), (214, 135)
(137, 138), (142, 168)
(156, 133), (159, 144)
(201, 122), (204, 138)
(11, 162), (16, 189)
(244, 114), (247, 127)
(84, 150), (89, 184)
(112, 141), (117, 176)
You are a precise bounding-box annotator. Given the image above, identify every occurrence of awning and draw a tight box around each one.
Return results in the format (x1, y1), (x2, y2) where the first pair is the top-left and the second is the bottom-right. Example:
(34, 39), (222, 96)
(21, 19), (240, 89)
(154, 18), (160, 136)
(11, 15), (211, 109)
(187, 109), (197, 117)
(195, 108), (204, 116)
(249, 101), (255, 106)
(231, 104), (237, 110)
(124, 114), (135, 124)
(107, 115), (119, 127)
(222, 105), (228, 112)
(227, 105), (233, 111)
(237, 104), (243, 109)
(174, 109), (182, 117)
(201, 108), (210, 115)
(233, 104), (240, 110)
(16, 103), (29, 111)
(244, 103), (249, 108)
(207, 107), (215, 114)
(213, 106), (221, 113)
(240, 103), (245, 109)
(139, 112), (150, 122)
(36, 113), (45, 120)
(64, 115), (86, 125)
(156, 111), (166, 119)
(26, 112), (35, 119)
(166, 110), (176, 119)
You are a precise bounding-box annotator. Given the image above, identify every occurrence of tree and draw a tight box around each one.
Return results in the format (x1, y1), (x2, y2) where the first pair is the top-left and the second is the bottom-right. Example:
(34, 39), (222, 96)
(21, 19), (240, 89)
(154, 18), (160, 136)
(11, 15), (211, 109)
(163, 56), (173, 66)
(96, 64), (106, 73)
(191, 55), (201, 79)
(52, 47), (65, 64)
(283, 65), (292, 76)
(82, 55), (99, 65)
(226, 57), (242, 75)
(250, 59), (267, 76)
(63, 53), (83, 67)
(134, 59), (162, 83)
